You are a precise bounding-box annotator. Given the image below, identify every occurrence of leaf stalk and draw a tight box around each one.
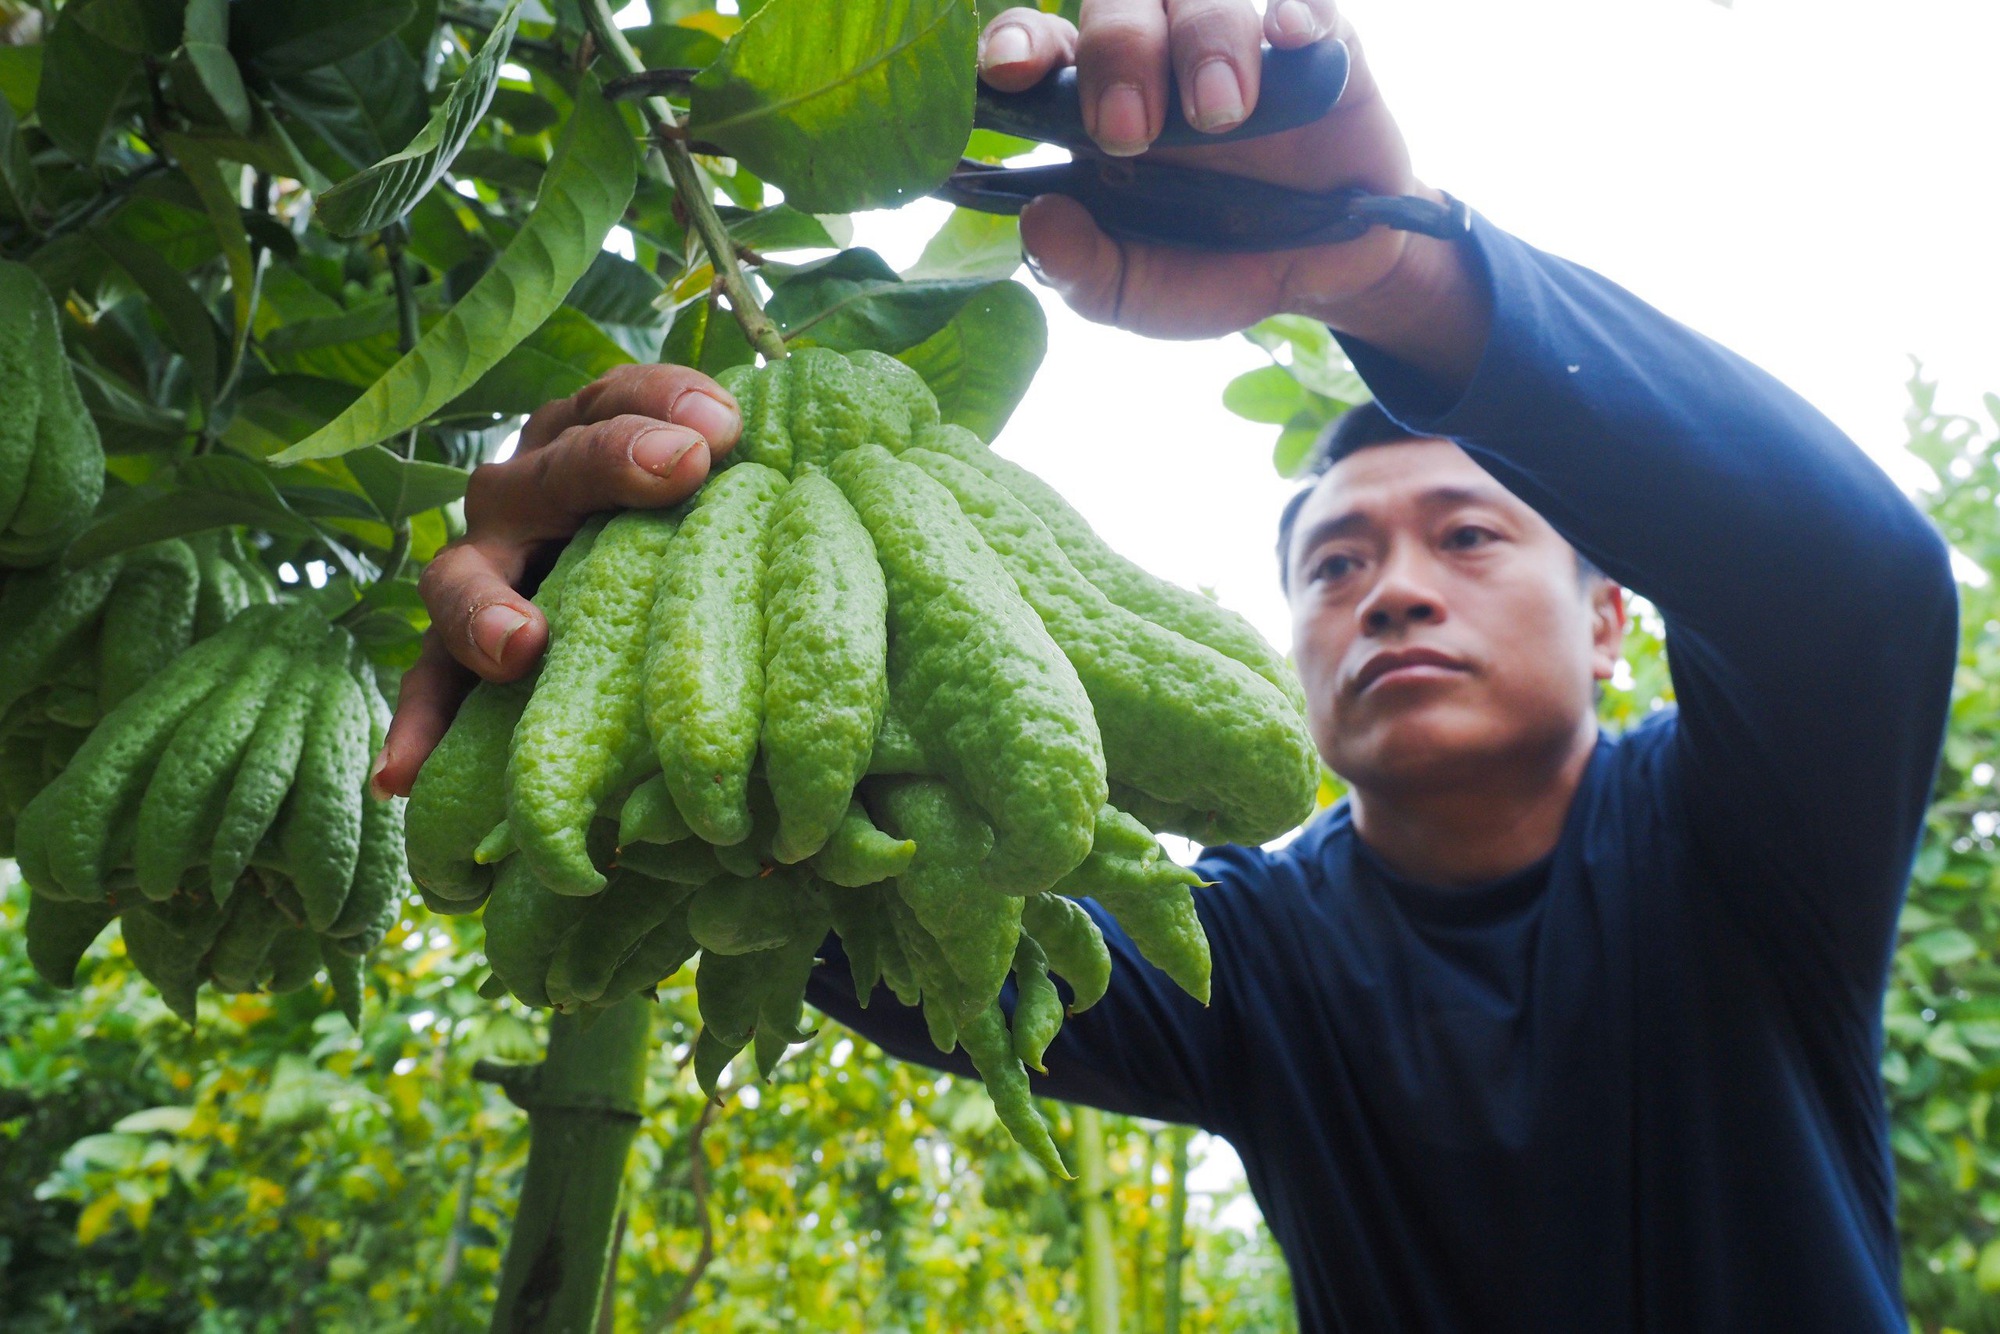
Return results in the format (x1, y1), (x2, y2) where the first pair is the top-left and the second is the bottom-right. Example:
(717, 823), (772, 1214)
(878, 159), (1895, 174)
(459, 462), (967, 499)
(577, 0), (787, 362)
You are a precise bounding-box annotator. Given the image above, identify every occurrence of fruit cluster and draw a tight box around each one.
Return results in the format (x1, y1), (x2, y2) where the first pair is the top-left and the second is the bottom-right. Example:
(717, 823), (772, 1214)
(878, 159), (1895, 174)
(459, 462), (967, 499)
(408, 349), (1318, 1173)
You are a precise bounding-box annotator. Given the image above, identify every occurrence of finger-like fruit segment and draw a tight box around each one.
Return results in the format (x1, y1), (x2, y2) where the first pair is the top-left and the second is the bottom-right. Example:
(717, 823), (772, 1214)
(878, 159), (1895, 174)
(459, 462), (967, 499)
(512, 511), (678, 895)
(959, 1003), (1069, 1179)
(905, 446), (1317, 845)
(20, 605), (274, 901)
(811, 800), (915, 888)
(408, 519), (601, 900)
(760, 473), (886, 863)
(879, 778), (1022, 1026)
(278, 629), (371, 929)
(98, 540), (201, 713)
(911, 421), (1305, 714)
(1021, 891), (1111, 1014)
(645, 464), (786, 847)
(24, 892), (116, 989)
(830, 445), (1103, 895)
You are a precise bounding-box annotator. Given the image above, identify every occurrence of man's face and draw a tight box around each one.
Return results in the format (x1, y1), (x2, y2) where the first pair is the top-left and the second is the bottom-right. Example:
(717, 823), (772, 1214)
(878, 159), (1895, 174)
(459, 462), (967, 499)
(1285, 438), (1626, 793)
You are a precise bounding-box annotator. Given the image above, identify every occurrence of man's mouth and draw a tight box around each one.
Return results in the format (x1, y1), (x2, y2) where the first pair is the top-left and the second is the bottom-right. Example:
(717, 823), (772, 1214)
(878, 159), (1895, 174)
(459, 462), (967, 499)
(1352, 647), (1471, 695)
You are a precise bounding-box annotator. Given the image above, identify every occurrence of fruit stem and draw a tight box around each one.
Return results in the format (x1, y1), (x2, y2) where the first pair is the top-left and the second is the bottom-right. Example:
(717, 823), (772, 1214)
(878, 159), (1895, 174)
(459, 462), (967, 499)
(578, 0), (788, 363)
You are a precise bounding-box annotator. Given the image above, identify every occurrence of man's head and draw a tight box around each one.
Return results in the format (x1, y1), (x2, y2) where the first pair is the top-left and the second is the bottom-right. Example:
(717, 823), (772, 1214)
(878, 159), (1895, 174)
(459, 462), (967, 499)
(1277, 404), (1626, 795)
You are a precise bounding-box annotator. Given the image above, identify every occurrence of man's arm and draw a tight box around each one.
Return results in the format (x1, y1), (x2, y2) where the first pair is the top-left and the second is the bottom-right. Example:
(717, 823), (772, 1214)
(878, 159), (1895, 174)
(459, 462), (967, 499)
(1336, 216), (1958, 990)
(805, 855), (1272, 1132)
(989, 1), (1954, 987)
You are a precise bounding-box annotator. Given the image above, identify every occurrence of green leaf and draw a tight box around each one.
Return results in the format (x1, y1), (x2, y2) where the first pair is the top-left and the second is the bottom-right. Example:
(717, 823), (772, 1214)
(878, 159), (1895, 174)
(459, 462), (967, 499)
(0, 97), (36, 224)
(721, 203), (841, 253)
(452, 146), (546, 195)
(271, 78), (638, 463)
(64, 458), (318, 565)
(0, 46), (41, 119)
(564, 251), (667, 328)
(444, 306), (634, 418)
(74, 0), (183, 55)
(232, 0), (420, 78)
(399, 0), (443, 83)
(688, 0), (978, 212)
(660, 293), (756, 376)
(112, 1106), (196, 1135)
(260, 300), (402, 387)
(1222, 365), (1309, 426)
(894, 279), (1044, 442)
(36, 2), (144, 166)
(167, 2), (251, 133)
(314, 0), (525, 237)
(89, 225), (225, 411)
(163, 135), (257, 370)
(489, 87), (559, 136)
(265, 39), (430, 173)
(964, 128), (1038, 162)
(766, 248), (991, 354)
(1916, 928), (1980, 969)
(1244, 314), (1365, 403)
(101, 194), (220, 271)
(168, 43), (253, 135)
(220, 377), (365, 460)
(904, 207), (1021, 282)
(345, 446), (469, 520)
(70, 348), (189, 451)
(628, 21), (726, 70)
(1273, 422), (1321, 479)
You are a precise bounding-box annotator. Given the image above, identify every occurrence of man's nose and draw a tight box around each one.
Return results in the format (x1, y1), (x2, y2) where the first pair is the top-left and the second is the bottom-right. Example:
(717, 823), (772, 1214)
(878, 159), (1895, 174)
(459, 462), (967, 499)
(1358, 554), (1444, 636)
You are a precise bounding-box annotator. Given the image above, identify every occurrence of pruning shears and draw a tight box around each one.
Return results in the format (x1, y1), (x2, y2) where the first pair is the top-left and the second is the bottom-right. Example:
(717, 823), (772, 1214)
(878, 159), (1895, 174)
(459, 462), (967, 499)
(937, 40), (1469, 253)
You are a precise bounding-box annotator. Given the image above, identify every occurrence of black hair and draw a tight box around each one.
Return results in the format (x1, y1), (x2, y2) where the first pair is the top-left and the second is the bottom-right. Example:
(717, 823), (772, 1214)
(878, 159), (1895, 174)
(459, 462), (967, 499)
(1275, 401), (1409, 591)
(1274, 400), (1601, 592)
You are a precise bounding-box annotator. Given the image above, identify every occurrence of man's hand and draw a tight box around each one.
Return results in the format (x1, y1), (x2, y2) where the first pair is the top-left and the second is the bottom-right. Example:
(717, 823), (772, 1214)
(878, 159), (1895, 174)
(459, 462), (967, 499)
(372, 364), (741, 798)
(984, 1), (1486, 379)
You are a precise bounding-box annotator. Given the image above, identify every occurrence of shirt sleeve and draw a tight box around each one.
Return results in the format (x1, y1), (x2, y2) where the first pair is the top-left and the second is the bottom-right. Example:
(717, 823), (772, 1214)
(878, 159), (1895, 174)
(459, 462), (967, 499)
(1337, 214), (1958, 996)
(805, 847), (1279, 1134)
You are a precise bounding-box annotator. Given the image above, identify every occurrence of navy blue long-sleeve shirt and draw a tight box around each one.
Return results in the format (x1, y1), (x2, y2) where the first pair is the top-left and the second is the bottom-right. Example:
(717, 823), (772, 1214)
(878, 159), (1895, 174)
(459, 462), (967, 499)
(804, 215), (1960, 1331)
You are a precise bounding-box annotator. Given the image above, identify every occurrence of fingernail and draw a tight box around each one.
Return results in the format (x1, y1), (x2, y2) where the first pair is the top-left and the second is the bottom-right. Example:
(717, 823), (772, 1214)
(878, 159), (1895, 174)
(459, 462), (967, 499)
(669, 389), (734, 446)
(368, 748), (391, 801)
(1190, 59), (1245, 132)
(1275, 1), (1318, 39)
(472, 604), (529, 667)
(631, 426), (696, 478)
(1020, 239), (1051, 288)
(981, 24), (1031, 70)
(1096, 83), (1150, 156)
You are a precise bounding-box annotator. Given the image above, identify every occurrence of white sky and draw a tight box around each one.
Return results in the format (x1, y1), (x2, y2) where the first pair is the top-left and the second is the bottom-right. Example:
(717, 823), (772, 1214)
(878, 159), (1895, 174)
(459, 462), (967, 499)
(845, 0), (2000, 663)
(842, 0), (2000, 1234)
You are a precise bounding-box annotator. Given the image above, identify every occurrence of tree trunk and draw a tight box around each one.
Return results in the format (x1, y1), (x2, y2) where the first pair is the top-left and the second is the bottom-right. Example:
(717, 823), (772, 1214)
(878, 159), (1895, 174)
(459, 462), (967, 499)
(1133, 1136), (1153, 1334)
(438, 1138), (485, 1291)
(483, 996), (654, 1334)
(1075, 1105), (1121, 1334)
(1163, 1125), (1192, 1334)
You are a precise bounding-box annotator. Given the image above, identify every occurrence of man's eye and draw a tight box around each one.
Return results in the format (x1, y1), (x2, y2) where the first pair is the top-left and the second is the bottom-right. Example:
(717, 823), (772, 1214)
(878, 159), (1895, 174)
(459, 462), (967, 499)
(1311, 553), (1357, 582)
(1445, 525), (1496, 550)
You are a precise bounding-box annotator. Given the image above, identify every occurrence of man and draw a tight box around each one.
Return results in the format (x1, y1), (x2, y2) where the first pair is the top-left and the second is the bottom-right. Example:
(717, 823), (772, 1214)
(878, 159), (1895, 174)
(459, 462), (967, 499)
(375, 3), (1958, 1328)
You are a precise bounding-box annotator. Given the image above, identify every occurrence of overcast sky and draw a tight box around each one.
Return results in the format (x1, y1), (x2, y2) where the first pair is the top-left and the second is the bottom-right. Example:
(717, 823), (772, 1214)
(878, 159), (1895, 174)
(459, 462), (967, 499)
(844, 0), (2000, 661)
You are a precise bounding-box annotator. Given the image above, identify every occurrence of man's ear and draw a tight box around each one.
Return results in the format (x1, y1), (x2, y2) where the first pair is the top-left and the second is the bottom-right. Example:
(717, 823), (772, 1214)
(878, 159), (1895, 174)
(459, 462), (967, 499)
(1589, 580), (1627, 682)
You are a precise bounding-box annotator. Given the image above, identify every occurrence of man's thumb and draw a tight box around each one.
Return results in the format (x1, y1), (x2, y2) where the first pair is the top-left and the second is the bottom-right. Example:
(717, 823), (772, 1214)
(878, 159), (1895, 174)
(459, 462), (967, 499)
(1019, 193), (1127, 327)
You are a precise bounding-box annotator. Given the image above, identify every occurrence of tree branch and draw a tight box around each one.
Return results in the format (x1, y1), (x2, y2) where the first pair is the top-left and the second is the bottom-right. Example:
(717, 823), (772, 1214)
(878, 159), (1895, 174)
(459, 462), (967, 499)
(648, 1098), (719, 1331)
(576, 0), (787, 362)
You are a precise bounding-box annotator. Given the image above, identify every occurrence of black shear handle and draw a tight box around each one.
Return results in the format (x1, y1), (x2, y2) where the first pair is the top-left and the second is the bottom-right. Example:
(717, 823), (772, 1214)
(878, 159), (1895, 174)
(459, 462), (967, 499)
(974, 40), (1351, 152)
(948, 37), (1469, 253)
